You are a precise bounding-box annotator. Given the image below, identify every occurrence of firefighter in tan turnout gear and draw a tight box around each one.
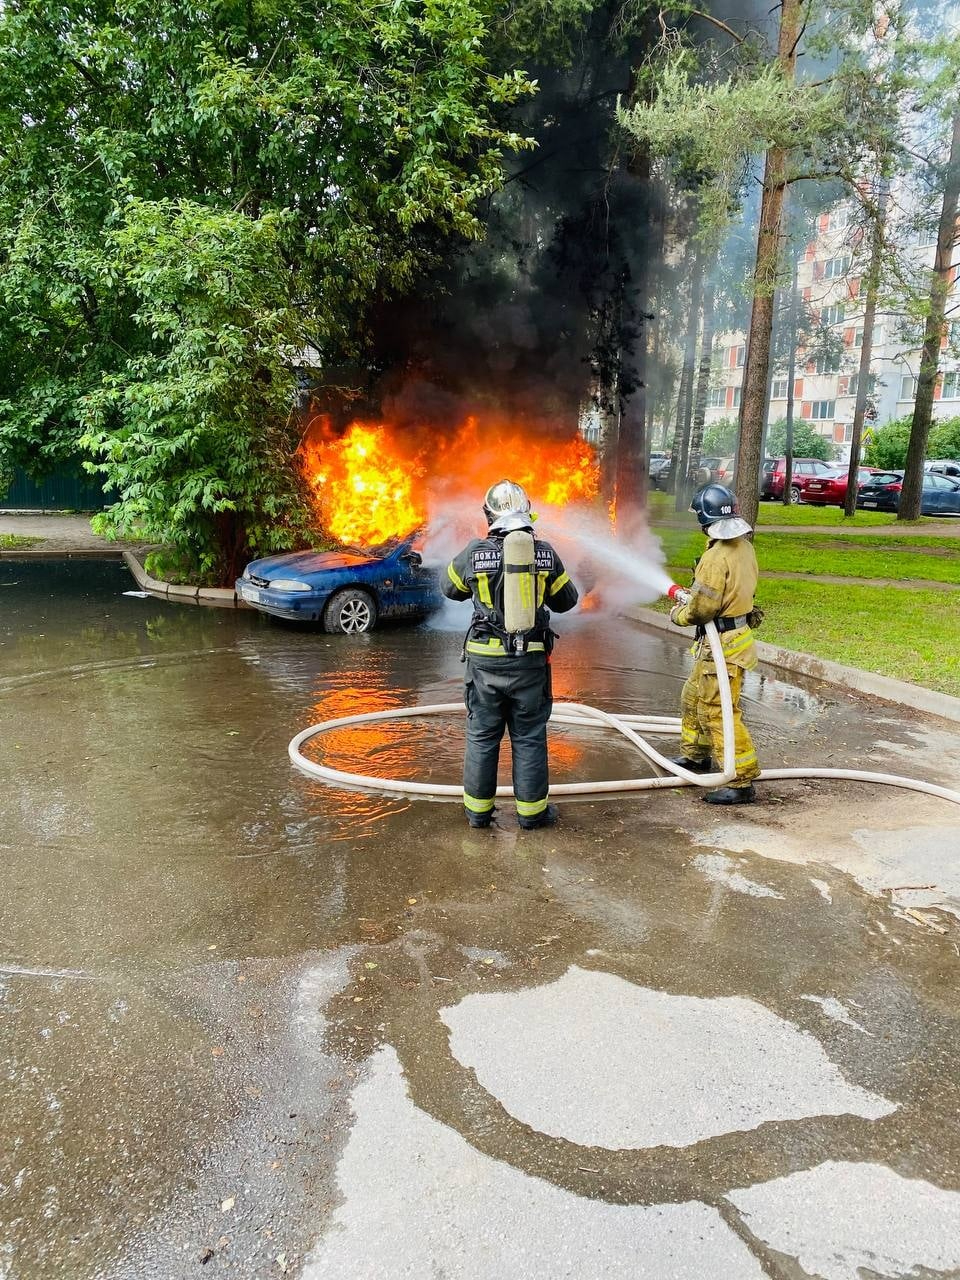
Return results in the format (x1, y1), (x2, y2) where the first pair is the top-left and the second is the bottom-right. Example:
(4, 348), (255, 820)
(442, 480), (579, 829)
(669, 484), (761, 805)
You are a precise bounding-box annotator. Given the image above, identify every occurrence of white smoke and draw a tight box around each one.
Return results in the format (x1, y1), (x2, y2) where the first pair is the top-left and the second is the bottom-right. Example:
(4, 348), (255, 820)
(420, 496), (676, 628)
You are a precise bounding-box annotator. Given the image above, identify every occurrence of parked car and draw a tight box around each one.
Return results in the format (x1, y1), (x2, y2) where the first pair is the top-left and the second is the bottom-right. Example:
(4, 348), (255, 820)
(856, 471), (960, 515)
(236, 535), (443, 633)
(760, 457), (838, 503)
(800, 466), (883, 506)
(652, 455), (733, 491)
(925, 459), (960, 479)
(648, 453), (672, 484)
(694, 456), (736, 486)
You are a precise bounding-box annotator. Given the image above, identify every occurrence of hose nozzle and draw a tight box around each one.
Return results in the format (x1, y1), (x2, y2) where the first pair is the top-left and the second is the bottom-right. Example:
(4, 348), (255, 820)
(667, 583), (690, 604)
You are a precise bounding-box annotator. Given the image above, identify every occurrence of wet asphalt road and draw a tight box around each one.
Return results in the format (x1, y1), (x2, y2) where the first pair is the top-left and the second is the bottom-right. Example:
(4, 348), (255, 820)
(2, 560), (960, 1280)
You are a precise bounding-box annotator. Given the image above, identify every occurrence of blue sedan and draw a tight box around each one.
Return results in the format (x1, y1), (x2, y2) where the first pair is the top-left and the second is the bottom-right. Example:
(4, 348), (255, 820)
(856, 471), (960, 515)
(236, 537), (443, 633)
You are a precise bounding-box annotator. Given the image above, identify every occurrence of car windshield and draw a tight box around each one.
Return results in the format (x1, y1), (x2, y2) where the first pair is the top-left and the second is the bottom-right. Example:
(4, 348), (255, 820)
(340, 530), (423, 558)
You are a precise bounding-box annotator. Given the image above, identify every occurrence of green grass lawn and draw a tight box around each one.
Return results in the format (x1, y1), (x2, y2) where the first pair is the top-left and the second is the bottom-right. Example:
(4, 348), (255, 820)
(648, 501), (960, 695)
(753, 533), (960, 584)
(656, 527), (960, 584)
(754, 502), (898, 527)
(751, 580), (960, 696)
(647, 582), (960, 696)
(646, 490), (905, 528)
(0, 533), (39, 549)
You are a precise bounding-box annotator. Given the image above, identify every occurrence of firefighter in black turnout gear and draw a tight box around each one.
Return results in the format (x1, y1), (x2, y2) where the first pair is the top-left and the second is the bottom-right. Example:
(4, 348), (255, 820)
(442, 480), (579, 829)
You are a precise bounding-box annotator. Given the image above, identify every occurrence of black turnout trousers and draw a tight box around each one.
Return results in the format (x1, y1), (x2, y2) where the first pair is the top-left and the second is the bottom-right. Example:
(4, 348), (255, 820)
(463, 654), (552, 816)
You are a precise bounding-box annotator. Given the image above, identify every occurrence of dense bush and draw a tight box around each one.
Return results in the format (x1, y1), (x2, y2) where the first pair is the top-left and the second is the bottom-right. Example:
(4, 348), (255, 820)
(765, 420), (835, 461)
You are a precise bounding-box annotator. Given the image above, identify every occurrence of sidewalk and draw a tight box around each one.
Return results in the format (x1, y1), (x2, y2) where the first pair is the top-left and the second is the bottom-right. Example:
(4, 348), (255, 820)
(759, 520), (960, 536)
(761, 569), (957, 592)
(0, 513), (147, 555)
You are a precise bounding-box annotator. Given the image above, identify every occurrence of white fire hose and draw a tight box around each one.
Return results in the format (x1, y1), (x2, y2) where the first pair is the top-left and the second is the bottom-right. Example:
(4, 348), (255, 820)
(288, 610), (960, 809)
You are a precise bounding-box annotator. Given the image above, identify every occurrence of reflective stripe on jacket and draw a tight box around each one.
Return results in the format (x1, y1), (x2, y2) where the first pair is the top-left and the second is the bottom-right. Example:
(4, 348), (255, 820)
(441, 532), (578, 652)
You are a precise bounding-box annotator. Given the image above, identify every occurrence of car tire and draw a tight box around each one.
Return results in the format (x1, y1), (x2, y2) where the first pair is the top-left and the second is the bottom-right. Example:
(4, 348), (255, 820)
(323, 588), (378, 635)
(789, 485), (801, 504)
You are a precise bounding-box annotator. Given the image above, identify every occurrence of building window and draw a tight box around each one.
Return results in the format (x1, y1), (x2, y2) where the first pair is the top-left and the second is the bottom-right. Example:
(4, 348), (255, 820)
(810, 400), (835, 419)
(948, 320), (960, 350)
(708, 387), (725, 407)
(900, 375), (917, 400)
(821, 303), (845, 327)
(845, 374), (876, 399)
(735, 345), (746, 367)
(771, 378), (789, 400)
(831, 206), (851, 229)
(732, 386), (742, 408)
(823, 257), (850, 280)
(942, 371), (960, 399)
(813, 351), (841, 374)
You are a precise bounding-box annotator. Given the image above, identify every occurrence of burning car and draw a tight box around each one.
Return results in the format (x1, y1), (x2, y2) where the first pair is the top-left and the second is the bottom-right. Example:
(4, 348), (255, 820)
(236, 537), (443, 633)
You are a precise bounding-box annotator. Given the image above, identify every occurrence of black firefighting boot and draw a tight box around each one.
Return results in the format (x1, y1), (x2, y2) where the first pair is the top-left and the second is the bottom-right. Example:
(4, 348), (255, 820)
(465, 807), (495, 829)
(518, 803), (559, 831)
(669, 756), (713, 773)
(702, 784), (756, 805)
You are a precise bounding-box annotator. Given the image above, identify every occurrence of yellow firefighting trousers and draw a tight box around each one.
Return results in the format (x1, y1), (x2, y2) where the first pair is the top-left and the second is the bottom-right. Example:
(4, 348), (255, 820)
(679, 657), (760, 785)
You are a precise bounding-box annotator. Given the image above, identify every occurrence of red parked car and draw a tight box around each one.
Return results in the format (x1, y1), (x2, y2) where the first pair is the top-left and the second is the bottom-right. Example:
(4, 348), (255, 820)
(760, 457), (838, 503)
(800, 466), (883, 506)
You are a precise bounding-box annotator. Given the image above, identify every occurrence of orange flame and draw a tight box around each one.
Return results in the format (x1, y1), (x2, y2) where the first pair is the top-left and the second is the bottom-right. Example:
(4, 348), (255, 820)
(300, 415), (599, 545)
(301, 422), (426, 546)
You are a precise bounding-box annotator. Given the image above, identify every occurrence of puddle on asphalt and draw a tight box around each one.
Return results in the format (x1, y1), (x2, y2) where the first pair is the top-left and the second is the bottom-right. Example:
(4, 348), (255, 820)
(438, 967), (893, 1149)
(300, 1044), (768, 1280)
(3, 560), (960, 1279)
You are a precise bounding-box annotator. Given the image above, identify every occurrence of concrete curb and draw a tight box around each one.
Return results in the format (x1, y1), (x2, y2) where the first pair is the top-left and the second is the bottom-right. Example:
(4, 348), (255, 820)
(0, 547), (126, 560)
(122, 551), (250, 610)
(627, 605), (960, 726)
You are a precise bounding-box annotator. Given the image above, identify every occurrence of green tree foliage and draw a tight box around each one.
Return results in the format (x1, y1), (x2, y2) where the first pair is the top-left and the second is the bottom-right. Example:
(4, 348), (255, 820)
(765, 420), (834, 462)
(0, 0), (533, 580)
(864, 415), (960, 469)
(701, 418), (738, 454)
(864, 417), (911, 469)
(928, 417), (960, 460)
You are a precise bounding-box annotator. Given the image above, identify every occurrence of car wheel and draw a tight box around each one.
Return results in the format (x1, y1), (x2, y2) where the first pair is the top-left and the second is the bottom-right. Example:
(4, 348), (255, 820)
(323, 588), (378, 635)
(789, 485), (801, 504)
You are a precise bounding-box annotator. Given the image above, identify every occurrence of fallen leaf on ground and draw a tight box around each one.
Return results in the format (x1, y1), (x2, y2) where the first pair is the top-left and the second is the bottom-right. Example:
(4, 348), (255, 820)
(220, 1197), (235, 1212)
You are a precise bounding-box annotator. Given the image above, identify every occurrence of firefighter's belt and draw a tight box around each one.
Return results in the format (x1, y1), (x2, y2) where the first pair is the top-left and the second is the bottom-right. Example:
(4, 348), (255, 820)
(695, 614), (749, 640)
(465, 637), (546, 657)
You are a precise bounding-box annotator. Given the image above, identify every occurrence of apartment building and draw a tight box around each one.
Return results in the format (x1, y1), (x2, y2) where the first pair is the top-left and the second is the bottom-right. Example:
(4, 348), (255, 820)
(704, 202), (960, 460)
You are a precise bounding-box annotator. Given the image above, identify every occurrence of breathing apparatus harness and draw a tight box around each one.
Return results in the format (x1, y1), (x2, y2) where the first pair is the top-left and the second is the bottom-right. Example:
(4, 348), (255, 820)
(460, 511), (555, 660)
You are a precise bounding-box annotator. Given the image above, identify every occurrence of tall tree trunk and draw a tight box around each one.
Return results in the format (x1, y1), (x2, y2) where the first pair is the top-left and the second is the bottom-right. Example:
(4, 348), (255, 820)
(783, 255), (799, 505)
(735, 0), (800, 528)
(674, 244), (704, 510)
(900, 112), (960, 522)
(844, 178), (890, 518)
(688, 280), (716, 495)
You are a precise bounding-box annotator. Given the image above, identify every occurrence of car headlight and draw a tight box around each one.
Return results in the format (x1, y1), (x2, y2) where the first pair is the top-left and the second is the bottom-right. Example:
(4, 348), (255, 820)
(269, 579), (313, 592)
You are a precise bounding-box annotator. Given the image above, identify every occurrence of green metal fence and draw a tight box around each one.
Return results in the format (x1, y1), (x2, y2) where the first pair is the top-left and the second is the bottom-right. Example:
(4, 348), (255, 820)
(1, 465), (111, 511)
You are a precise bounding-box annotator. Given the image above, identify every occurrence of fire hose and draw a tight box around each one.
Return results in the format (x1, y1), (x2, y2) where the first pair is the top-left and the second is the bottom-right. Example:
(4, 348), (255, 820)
(288, 597), (960, 809)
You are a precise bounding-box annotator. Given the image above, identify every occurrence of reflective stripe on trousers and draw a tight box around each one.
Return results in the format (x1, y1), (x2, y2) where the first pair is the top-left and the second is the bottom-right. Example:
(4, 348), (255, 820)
(463, 656), (551, 815)
(679, 658), (760, 784)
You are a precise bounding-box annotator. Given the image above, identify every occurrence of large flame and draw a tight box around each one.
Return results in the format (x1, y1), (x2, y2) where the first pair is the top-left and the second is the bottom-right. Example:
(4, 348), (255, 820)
(300, 416), (599, 545)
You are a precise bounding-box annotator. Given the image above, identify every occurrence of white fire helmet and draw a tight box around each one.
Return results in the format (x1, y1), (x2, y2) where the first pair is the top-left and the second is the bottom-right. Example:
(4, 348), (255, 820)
(483, 479), (531, 526)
